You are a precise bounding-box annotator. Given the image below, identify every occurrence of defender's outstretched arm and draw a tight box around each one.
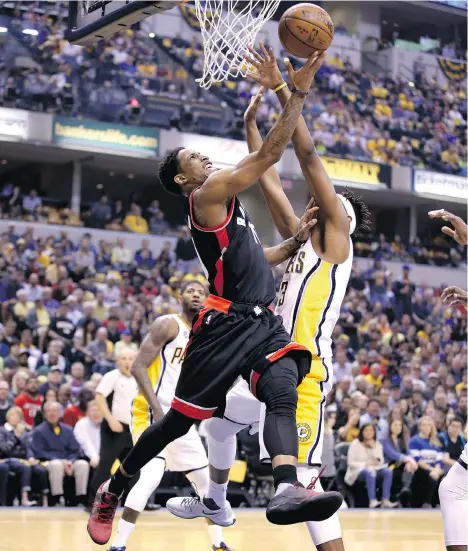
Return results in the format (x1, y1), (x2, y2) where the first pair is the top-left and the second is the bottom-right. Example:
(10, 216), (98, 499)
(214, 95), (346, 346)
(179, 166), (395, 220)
(196, 52), (323, 205)
(244, 87), (300, 240)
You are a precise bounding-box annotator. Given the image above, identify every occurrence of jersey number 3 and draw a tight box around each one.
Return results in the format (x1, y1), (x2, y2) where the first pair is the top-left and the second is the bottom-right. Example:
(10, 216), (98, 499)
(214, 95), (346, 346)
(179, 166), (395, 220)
(278, 280), (289, 307)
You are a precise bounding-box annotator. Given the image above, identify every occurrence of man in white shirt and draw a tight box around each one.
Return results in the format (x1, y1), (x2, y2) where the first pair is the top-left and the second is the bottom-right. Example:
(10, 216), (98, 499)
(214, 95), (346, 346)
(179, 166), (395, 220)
(111, 238), (132, 269)
(333, 348), (354, 383)
(103, 276), (122, 307)
(111, 44), (128, 65)
(65, 296), (83, 326)
(74, 401), (102, 468)
(22, 190), (42, 214)
(24, 273), (43, 302)
(90, 348), (138, 497)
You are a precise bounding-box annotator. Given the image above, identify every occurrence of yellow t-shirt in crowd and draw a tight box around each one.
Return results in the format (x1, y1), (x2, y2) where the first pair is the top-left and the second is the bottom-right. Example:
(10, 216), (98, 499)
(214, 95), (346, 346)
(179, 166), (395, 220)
(441, 150), (460, 166)
(93, 304), (108, 322)
(14, 301), (34, 320)
(35, 307), (51, 327)
(346, 427), (360, 442)
(365, 373), (383, 388)
(374, 103), (392, 118)
(124, 215), (149, 234)
(372, 87), (389, 99)
(328, 56), (344, 69)
(399, 96), (415, 111)
(45, 263), (59, 285)
(137, 63), (156, 77)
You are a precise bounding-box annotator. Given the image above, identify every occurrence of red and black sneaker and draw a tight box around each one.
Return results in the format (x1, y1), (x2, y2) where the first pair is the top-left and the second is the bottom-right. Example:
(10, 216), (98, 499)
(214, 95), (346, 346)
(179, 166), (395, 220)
(266, 472), (343, 526)
(87, 481), (121, 545)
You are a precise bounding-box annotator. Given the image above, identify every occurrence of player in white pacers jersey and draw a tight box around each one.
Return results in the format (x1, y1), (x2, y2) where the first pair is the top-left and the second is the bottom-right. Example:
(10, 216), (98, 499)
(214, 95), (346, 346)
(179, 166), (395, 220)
(439, 444), (468, 551)
(431, 208), (468, 551)
(167, 45), (370, 551)
(108, 280), (232, 551)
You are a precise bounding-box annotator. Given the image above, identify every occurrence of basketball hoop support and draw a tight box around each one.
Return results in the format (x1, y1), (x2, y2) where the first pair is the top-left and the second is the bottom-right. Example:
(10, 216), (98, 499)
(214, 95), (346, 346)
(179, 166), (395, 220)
(67, 1), (180, 46)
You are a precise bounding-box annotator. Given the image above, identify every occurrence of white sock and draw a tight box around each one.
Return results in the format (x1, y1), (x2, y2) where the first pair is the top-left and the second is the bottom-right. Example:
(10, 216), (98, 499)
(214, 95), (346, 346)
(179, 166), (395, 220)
(206, 522), (223, 547)
(275, 482), (293, 496)
(112, 518), (136, 548)
(206, 480), (228, 508)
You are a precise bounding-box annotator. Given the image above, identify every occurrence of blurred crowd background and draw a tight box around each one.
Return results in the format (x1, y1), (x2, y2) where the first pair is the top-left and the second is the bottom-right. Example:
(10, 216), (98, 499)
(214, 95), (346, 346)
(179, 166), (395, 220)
(0, 0), (466, 511)
(0, 1), (466, 174)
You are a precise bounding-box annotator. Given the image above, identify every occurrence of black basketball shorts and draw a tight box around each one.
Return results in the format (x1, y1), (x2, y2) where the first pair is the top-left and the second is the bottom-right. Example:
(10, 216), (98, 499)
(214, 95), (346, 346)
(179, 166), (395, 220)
(171, 294), (311, 420)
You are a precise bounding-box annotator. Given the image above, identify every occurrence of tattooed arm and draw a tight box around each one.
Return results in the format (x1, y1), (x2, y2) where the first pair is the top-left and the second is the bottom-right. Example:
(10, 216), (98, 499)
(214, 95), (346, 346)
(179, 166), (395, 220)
(194, 52), (323, 210)
(244, 88), (300, 239)
(263, 205), (319, 266)
(130, 315), (179, 422)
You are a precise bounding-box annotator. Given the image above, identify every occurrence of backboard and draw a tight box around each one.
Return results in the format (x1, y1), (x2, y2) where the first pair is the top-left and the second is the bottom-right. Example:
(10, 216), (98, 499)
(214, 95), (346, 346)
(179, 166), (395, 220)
(66, 1), (180, 46)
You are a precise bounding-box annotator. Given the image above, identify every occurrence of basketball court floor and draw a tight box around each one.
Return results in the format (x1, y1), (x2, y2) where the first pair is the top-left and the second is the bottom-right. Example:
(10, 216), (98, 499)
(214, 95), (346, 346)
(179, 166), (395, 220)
(0, 508), (444, 551)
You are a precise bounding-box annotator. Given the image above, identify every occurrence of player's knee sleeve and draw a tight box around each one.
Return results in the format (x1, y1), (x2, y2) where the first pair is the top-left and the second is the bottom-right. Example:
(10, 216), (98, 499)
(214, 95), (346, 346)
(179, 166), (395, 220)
(124, 458), (165, 513)
(205, 418), (239, 471)
(257, 357), (299, 458)
(439, 462), (468, 546)
(186, 466), (210, 496)
(257, 357), (298, 416)
(297, 465), (343, 546)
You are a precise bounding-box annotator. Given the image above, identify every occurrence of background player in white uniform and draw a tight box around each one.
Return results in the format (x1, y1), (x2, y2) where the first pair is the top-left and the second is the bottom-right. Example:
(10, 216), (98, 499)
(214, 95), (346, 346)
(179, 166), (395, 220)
(108, 280), (232, 551)
(431, 209), (468, 551)
(168, 45), (370, 551)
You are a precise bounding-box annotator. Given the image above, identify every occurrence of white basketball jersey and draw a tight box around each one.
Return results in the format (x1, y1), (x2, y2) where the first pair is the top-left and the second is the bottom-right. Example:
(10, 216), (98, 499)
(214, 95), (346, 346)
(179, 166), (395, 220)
(276, 237), (353, 359)
(146, 314), (190, 412)
(461, 444), (468, 465)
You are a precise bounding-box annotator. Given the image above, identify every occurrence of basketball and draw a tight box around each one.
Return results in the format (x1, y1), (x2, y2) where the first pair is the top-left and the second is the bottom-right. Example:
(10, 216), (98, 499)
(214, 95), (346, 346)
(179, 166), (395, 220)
(278, 3), (334, 59)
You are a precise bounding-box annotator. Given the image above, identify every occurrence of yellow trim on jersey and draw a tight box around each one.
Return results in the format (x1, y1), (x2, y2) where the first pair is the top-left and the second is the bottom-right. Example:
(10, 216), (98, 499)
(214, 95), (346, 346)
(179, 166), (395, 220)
(292, 262), (335, 465)
(130, 355), (161, 441)
(296, 358), (324, 464)
(293, 260), (332, 360)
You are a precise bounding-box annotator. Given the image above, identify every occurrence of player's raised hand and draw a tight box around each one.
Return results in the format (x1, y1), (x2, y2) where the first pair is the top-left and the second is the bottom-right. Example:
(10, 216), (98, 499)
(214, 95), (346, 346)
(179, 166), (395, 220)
(245, 42), (284, 89)
(244, 86), (264, 122)
(285, 51), (325, 92)
(295, 203), (319, 243)
(428, 209), (467, 246)
(440, 285), (468, 307)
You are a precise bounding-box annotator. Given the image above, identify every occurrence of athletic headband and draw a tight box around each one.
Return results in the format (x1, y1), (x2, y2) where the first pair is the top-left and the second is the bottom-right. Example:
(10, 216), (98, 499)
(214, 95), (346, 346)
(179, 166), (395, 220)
(338, 194), (357, 235)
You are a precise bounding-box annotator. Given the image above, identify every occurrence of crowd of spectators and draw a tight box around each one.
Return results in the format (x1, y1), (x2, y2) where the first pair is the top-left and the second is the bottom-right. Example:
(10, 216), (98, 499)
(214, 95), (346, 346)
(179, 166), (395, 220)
(0, 218), (465, 508)
(0, 2), (466, 175)
(1, 182), (465, 269)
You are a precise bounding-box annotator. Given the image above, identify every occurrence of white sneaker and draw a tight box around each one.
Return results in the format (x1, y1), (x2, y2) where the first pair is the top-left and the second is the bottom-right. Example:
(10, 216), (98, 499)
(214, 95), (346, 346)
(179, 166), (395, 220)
(166, 495), (236, 527)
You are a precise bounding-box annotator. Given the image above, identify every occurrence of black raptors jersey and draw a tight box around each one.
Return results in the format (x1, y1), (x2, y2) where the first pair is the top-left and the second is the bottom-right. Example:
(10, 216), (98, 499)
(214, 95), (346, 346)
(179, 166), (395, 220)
(187, 192), (276, 305)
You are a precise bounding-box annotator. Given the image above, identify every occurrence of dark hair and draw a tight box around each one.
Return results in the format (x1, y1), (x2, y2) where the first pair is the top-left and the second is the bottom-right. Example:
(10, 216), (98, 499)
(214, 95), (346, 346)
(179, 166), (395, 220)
(180, 279), (207, 295)
(78, 388), (94, 412)
(342, 188), (371, 232)
(448, 417), (463, 426)
(368, 398), (379, 407)
(158, 147), (184, 196)
(358, 423), (377, 442)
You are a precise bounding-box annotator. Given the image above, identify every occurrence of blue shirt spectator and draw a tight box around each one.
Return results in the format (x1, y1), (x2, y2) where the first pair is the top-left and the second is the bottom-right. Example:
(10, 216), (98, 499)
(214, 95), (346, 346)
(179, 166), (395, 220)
(408, 419), (443, 468)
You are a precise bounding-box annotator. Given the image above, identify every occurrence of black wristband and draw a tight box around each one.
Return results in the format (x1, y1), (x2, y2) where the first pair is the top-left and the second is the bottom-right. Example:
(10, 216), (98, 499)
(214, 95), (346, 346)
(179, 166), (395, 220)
(293, 234), (307, 245)
(291, 86), (308, 97)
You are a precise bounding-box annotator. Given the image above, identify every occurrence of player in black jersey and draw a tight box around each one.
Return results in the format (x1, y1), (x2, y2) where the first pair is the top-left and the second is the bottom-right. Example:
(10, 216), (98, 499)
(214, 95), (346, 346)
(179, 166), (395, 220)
(88, 51), (343, 546)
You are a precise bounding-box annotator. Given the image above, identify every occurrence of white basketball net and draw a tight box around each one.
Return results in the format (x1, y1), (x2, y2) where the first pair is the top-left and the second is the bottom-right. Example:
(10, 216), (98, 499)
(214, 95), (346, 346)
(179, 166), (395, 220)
(194, 0), (281, 89)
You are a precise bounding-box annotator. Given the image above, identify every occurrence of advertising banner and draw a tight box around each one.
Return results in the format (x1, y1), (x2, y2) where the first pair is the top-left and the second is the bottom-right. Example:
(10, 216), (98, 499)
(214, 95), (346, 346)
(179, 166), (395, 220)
(53, 116), (159, 156)
(320, 156), (391, 186)
(0, 108), (29, 140)
(413, 169), (467, 200)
